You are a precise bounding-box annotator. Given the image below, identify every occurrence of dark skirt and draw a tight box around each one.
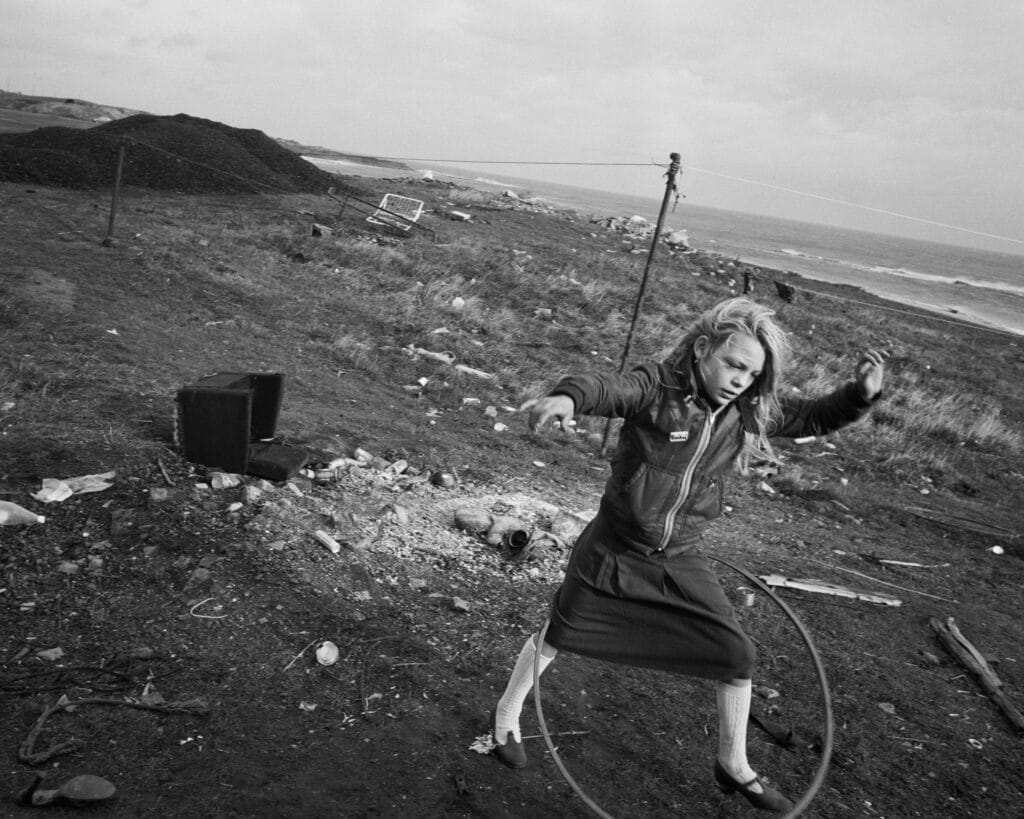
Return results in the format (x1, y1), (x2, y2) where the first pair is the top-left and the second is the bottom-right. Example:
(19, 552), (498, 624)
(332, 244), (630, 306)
(544, 514), (754, 680)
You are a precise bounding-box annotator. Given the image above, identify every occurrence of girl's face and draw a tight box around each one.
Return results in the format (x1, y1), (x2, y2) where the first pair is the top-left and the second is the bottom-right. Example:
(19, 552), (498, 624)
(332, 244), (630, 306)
(694, 332), (766, 407)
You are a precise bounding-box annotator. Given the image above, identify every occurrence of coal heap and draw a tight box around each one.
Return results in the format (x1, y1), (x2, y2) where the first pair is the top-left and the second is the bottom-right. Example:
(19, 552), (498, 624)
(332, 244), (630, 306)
(0, 112), (340, 194)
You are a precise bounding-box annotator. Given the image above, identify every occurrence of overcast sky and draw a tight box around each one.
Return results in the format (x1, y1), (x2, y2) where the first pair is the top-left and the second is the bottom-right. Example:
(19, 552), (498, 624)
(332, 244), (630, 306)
(4, 1), (1023, 253)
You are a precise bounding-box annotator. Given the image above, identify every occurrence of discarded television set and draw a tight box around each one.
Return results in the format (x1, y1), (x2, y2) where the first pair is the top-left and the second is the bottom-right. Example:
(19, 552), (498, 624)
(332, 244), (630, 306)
(175, 372), (307, 481)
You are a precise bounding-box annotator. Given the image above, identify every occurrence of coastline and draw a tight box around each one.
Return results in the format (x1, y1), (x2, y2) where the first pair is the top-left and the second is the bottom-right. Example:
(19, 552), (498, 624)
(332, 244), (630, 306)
(308, 155), (1024, 340)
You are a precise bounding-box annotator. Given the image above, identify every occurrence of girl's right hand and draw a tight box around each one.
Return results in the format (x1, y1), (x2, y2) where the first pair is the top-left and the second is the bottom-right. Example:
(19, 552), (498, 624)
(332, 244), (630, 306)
(518, 395), (576, 433)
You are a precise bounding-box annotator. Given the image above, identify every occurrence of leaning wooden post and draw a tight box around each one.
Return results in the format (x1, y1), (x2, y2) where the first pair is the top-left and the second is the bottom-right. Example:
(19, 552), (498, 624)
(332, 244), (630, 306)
(101, 140), (126, 247)
(600, 152), (682, 454)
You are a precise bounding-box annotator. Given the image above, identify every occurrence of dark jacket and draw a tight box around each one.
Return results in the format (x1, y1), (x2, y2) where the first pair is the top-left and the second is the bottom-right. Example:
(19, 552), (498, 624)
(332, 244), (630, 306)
(552, 359), (875, 557)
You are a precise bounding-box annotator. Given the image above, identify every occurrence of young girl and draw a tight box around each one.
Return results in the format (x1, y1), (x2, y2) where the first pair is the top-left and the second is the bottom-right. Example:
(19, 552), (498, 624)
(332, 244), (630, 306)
(491, 297), (887, 813)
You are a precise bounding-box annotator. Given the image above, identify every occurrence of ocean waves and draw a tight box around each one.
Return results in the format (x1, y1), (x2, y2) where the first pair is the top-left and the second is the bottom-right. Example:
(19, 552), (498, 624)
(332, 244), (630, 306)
(774, 248), (1024, 299)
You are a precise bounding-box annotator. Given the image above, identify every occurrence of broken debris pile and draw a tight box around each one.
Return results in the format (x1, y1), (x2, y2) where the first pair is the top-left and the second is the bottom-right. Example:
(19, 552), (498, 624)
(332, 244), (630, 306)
(452, 503), (594, 562)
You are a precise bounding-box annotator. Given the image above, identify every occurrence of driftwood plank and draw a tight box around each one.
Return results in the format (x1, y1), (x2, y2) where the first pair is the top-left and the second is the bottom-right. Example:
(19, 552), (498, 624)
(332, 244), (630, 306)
(930, 616), (1024, 734)
(760, 574), (902, 606)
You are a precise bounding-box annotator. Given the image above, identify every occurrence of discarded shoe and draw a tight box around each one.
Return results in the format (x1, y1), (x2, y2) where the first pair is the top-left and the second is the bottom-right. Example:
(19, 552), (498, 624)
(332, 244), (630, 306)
(490, 709), (526, 769)
(17, 773), (117, 807)
(713, 760), (793, 813)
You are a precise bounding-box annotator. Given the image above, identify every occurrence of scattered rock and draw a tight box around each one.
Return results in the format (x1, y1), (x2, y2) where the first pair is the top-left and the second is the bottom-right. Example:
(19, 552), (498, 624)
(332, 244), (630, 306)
(208, 471), (243, 490)
(186, 568), (212, 587)
(149, 487), (180, 505)
(241, 485), (264, 504)
(453, 507), (493, 534)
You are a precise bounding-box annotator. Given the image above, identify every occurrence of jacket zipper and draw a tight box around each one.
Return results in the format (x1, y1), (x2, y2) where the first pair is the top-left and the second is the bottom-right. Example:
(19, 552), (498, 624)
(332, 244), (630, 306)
(656, 408), (716, 551)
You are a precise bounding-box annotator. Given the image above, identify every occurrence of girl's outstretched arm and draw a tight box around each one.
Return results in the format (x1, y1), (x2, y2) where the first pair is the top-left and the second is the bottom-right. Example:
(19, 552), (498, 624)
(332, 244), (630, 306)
(773, 350), (889, 438)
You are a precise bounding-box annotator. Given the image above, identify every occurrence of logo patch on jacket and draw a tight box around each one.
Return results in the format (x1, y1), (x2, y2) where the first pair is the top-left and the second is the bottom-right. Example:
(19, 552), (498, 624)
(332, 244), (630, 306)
(670, 430), (690, 443)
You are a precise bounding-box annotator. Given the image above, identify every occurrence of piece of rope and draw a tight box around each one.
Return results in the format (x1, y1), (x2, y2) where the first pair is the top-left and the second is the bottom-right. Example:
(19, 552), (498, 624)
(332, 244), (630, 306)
(532, 554), (834, 819)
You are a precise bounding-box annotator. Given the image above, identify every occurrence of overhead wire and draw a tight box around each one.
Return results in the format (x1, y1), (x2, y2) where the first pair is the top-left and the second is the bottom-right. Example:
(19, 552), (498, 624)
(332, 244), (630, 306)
(119, 138), (1024, 252)
(376, 158), (660, 167)
(106, 139), (1023, 339)
(115, 136), (436, 237)
(376, 155), (1024, 248)
(684, 165), (1024, 248)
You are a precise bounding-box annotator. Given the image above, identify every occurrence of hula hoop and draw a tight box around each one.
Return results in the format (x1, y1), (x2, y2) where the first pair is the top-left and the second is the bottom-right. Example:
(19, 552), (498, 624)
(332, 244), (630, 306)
(532, 554), (834, 819)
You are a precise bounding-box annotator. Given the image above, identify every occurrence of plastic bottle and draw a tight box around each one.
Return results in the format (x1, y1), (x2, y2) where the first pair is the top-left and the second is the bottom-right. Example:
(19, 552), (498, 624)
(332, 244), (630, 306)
(0, 501), (45, 526)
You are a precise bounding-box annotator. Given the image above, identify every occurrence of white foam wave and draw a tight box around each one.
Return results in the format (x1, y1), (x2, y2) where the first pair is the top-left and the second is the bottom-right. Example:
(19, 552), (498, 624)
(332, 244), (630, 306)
(473, 176), (526, 189)
(772, 248), (1024, 298)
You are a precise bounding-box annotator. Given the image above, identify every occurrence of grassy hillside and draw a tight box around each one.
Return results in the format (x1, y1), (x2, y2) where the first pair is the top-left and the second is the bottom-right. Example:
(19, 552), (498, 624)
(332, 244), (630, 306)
(2, 174), (1023, 816)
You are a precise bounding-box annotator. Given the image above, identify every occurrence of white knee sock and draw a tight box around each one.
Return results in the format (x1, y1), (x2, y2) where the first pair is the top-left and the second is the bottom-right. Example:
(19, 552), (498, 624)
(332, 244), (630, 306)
(494, 635), (556, 744)
(716, 678), (760, 787)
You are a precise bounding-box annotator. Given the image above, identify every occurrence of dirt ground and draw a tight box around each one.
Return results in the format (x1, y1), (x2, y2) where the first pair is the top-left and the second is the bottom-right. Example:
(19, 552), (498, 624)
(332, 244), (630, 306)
(2, 173), (1023, 819)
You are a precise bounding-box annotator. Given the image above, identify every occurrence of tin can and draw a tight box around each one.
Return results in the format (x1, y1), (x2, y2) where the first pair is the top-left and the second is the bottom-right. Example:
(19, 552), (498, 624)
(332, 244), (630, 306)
(314, 467), (337, 485)
(316, 640), (339, 666)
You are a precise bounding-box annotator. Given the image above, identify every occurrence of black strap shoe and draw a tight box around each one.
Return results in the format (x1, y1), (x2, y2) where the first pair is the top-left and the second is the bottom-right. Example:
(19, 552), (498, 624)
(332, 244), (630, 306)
(490, 709), (527, 769)
(713, 759), (793, 813)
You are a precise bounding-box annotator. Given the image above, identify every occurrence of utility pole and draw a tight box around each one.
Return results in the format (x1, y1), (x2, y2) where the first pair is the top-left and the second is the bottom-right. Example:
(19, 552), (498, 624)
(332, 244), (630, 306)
(600, 152), (682, 454)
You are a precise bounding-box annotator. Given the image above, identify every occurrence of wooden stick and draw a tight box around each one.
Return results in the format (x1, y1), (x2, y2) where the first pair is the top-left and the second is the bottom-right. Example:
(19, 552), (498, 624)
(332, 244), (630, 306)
(283, 638), (319, 671)
(930, 617), (1024, 734)
(761, 574), (902, 607)
(802, 556), (958, 603)
(875, 558), (950, 569)
(156, 456), (174, 486)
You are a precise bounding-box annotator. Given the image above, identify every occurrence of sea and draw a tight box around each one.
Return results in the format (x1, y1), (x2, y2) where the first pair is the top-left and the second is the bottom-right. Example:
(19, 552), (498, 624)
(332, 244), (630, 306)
(307, 157), (1024, 339)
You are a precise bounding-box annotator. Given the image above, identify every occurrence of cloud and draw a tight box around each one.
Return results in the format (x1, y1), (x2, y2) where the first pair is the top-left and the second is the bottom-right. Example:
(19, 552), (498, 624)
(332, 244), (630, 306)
(160, 31), (199, 49)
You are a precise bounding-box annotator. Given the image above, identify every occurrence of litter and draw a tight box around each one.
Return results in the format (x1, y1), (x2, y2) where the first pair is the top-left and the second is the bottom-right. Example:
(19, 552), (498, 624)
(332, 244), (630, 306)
(760, 574), (902, 607)
(31, 471), (116, 503)
(316, 641), (339, 666)
(0, 500), (45, 525)
(454, 364), (495, 380)
(366, 193), (425, 232)
(314, 530), (342, 555)
(17, 773), (117, 807)
(176, 372), (306, 480)
(404, 344), (455, 365)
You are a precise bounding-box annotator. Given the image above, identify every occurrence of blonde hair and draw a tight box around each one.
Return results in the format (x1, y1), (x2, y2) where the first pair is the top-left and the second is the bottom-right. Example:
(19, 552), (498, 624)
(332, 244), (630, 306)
(665, 297), (791, 467)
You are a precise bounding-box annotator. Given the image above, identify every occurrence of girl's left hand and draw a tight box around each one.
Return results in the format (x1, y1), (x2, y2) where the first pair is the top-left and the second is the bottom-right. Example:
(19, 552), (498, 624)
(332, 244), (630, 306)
(855, 349), (888, 400)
